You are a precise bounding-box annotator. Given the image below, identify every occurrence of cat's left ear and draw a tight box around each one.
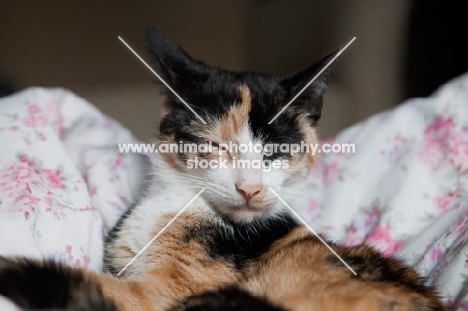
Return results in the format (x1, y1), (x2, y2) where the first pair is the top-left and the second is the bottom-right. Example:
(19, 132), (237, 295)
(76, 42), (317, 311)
(280, 49), (339, 124)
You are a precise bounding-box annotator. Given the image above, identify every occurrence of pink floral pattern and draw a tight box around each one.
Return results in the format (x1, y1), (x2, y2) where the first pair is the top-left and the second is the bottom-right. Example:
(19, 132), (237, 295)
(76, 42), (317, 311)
(0, 154), (73, 225)
(304, 73), (468, 309)
(0, 88), (142, 277)
(23, 104), (48, 127)
(364, 224), (404, 257)
(322, 161), (341, 185)
(433, 190), (461, 212)
(450, 129), (468, 174)
(54, 245), (89, 268)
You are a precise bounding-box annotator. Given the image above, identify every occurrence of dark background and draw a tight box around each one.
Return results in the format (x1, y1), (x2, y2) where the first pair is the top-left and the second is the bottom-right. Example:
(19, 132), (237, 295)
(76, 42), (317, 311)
(405, 0), (468, 99)
(1, 0), (466, 139)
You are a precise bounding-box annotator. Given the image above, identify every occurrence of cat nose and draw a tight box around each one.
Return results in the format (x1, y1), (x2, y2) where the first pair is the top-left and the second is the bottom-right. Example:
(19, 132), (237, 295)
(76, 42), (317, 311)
(235, 183), (264, 201)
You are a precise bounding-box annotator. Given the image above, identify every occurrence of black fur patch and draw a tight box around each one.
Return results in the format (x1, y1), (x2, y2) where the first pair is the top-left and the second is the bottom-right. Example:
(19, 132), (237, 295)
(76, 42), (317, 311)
(146, 24), (337, 161)
(105, 203), (137, 245)
(103, 203), (137, 274)
(325, 246), (431, 293)
(0, 257), (118, 310)
(170, 286), (286, 311)
(184, 214), (297, 270)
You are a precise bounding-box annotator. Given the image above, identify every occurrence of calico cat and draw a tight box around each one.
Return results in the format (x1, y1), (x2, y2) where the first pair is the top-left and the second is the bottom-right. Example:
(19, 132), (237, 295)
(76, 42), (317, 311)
(0, 25), (446, 311)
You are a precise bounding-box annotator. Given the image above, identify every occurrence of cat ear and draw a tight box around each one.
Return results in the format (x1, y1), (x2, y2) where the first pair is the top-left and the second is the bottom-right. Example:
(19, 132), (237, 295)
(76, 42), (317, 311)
(146, 24), (211, 92)
(280, 49), (339, 124)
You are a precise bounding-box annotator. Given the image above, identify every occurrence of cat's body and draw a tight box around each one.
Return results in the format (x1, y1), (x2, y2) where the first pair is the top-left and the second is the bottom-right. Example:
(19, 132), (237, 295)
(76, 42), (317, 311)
(0, 25), (446, 311)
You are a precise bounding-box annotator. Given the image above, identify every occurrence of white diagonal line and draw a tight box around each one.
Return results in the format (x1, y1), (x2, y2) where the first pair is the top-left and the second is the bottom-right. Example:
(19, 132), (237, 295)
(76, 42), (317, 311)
(117, 187), (206, 276)
(269, 188), (357, 275)
(118, 36), (207, 125)
(268, 37), (356, 124)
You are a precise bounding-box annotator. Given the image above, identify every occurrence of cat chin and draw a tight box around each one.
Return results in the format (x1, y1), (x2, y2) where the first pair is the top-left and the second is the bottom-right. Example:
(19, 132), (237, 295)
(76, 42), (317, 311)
(213, 204), (278, 224)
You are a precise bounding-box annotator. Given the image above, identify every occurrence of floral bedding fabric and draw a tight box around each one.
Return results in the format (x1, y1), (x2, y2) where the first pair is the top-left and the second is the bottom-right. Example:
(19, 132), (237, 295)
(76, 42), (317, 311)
(0, 88), (144, 310)
(0, 73), (467, 309)
(300, 73), (468, 309)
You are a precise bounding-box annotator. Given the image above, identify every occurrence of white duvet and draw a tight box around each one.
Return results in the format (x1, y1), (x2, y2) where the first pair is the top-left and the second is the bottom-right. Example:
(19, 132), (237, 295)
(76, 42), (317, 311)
(0, 73), (467, 309)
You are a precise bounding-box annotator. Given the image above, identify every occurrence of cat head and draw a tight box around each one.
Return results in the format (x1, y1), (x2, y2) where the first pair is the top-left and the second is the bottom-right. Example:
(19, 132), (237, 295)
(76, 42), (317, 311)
(147, 25), (336, 224)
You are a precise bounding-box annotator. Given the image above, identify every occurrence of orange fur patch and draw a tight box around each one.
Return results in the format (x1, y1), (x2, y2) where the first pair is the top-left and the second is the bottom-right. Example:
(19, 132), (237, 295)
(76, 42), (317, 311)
(216, 84), (252, 142)
(240, 226), (445, 311)
(296, 114), (319, 172)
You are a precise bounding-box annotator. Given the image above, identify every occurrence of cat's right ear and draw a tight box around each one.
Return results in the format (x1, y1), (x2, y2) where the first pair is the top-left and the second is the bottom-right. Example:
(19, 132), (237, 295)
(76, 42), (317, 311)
(279, 49), (339, 125)
(146, 24), (211, 92)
